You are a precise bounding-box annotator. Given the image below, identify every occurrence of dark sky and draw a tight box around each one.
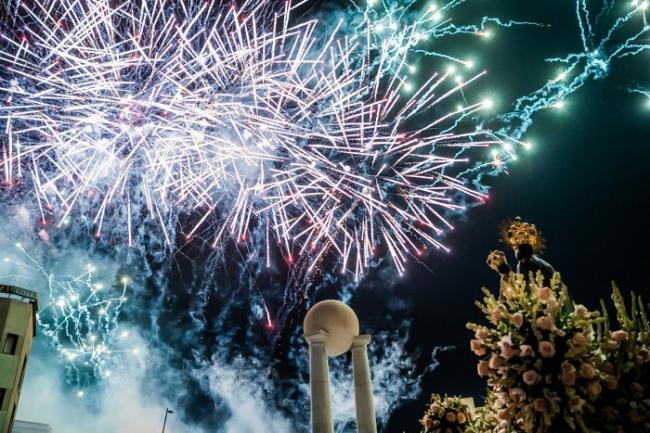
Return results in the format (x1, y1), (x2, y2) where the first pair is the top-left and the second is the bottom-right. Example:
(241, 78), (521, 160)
(343, 1), (650, 430)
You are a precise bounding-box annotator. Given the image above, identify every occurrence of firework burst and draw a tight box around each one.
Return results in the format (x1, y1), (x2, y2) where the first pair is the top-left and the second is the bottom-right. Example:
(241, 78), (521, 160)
(0, 0), (509, 277)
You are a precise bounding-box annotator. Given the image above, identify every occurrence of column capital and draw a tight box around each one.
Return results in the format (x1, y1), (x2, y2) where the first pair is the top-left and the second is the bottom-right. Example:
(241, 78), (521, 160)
(351, 334), (371, 349)
(304, 329), (330, 345)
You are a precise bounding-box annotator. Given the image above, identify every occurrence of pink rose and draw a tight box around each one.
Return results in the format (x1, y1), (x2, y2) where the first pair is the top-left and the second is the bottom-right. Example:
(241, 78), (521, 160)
(572, 332), (589, 347)
(508, 387), (526, 402)
(607, 339), (620, 350)
(522, 369), (541, 385)
(611, 330), (628, 343)
(535, 316), (554, 331)
(586, 381), (602, 398)
(477, 361), (490, 377)
(422, 415), (433, 429)
(511, 312), (524, 328)
(470, 339), (485, 356)
(563, 375), (576, 387)
(533, 397), (549, 412)
(579, 363), (596, 379)
(561, 361), (577, 386)
(475, 328), (489, 341)
(538, 341), (556, 358)
(498, 336), (515, 360)
(536, 286), (552, 301)
(489, 354), (503, 369)
(490, 308), (503, 322)
(501, 343), (515, 360)
(520, 345), (534, 357)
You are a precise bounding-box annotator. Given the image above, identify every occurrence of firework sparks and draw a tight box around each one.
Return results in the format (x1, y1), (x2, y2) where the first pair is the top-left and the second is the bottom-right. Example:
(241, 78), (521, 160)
(2, 243), (130, 388)
(0, 0), (507, 277)
(484, 0), (650, 167)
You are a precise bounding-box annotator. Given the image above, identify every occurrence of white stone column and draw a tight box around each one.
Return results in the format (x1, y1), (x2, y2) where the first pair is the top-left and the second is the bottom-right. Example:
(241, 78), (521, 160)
(304, 330), (334, 433)
(351, 335), (377, 433)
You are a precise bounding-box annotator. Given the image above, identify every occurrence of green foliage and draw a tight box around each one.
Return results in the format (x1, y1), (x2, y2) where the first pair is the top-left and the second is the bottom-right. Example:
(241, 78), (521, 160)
(417, 259), (650, 433)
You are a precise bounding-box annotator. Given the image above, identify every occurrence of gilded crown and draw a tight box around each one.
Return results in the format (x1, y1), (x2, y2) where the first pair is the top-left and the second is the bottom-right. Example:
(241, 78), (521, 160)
(486, 250), (507, 272)
(505, 219), (539, 249)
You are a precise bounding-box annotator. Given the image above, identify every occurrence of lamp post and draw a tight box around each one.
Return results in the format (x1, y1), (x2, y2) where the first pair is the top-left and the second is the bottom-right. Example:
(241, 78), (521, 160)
(161, 408), (174, 433)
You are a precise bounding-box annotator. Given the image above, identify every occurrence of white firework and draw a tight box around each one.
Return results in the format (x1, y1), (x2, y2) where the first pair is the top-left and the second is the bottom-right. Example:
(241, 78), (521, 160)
(1, 0), (505, 277)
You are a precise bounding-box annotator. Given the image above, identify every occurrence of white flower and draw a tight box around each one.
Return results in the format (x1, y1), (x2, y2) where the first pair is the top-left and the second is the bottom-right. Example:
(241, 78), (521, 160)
(574, 305), (589, 319)
(511, 312), (524, 328)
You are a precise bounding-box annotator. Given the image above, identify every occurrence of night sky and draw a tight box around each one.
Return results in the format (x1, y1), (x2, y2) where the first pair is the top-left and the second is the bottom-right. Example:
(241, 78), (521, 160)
(357, 1), (650, 430)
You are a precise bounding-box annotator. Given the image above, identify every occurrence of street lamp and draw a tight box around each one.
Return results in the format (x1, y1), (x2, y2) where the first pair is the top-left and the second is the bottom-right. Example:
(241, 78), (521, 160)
(161, 408), (174, 433)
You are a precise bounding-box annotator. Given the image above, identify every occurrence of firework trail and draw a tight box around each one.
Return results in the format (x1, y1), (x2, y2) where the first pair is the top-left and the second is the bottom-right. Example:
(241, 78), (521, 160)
(481, 0), (650, 169)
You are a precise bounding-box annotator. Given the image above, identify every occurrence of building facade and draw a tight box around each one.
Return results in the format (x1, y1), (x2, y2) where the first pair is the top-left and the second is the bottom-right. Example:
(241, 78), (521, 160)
(0, 285), (39, 433)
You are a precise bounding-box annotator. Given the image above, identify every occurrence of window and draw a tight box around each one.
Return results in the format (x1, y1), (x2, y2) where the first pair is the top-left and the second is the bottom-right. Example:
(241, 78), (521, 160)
(0, 388), (6, 410)
(2, 333), (18, 355)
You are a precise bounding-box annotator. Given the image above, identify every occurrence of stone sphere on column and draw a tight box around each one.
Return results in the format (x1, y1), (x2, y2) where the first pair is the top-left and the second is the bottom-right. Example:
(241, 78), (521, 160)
(304, 300), (360, 357)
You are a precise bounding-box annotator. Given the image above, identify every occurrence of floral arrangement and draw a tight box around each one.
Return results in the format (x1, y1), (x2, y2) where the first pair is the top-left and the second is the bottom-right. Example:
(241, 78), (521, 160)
(415, 221), (650, 433)
(467, 272), (606, 433)
(420, 394), (474, 433)
(590, 286), (650, 433)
